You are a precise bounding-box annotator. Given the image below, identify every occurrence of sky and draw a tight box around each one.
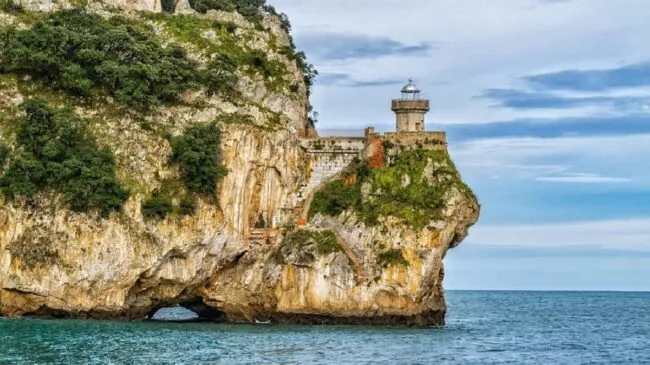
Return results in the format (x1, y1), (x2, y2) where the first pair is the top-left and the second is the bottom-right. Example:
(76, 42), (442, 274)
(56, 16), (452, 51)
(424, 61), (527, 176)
(272, 0), (650, 291)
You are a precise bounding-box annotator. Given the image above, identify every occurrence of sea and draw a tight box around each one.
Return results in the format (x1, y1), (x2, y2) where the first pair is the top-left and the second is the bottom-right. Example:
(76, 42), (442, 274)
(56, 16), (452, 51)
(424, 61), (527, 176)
(0, 291), (648, 364)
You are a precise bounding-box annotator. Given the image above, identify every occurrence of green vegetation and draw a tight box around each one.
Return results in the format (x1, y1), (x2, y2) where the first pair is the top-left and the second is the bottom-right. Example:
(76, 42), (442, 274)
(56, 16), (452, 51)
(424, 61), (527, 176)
(169, 122), (228, 196)
(142, 12), (296, 94)
(280, 47), (317, 97)
(142, 190), (173, 219)
(161, 0), (176, 13)
(361, 149), (448, 228)
(139, 121), (228, 221)
(0, 10), (235, 109)
(188, 0), (266, 23)
(0, 0), (23, 13)
(0, 140), (9, 169)
(310, 149), (476, 229)
(284, 229), (343, 255)
(0, 1), (318, 111)
(0, 100), (128, 216)
(141, 179), (199, 220)
(143, 1), (317, 96)
(179, 196), (197, 215)
(376, 248), (409, 268)
(309, 180), (361, 219)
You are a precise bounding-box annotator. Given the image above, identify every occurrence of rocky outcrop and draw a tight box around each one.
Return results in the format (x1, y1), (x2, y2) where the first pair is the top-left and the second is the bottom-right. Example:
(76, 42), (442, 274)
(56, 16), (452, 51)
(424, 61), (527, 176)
(12, 0), (162, 12)
(0, 0), (479, 326)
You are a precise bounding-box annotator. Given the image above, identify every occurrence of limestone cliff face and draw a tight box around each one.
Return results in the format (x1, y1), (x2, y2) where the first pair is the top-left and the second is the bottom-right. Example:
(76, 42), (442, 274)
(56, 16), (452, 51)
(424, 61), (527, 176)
(0, 0), (479, 326)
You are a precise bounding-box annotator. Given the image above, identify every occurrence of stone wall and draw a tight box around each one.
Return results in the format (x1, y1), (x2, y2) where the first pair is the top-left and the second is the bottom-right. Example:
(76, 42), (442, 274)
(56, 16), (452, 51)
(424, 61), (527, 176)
(384, 131), (447, 151)
(296, 138), (365, 204)
(295, 130), (447, 211)
(302, 137), (365, 152)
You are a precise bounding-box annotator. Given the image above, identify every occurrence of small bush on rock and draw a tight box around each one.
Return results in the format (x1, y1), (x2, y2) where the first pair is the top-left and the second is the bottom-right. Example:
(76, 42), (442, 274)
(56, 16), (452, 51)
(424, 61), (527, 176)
(0, 140), (9, 169)
(0, 100), (128, 216)
(0, 10), (202, 109)
(377, 248), (409, 268)
(161, 0), (176, 12)
(8, 231), (59, 268)
(284, 229), (343, 255)
(169, 122), (228, 196)
(179, 196), (197, 216)
(142, 190), (173, 219)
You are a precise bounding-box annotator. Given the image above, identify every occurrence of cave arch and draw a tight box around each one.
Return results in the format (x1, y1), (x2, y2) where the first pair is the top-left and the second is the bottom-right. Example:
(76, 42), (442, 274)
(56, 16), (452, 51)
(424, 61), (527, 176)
(144, 299), (226, 323)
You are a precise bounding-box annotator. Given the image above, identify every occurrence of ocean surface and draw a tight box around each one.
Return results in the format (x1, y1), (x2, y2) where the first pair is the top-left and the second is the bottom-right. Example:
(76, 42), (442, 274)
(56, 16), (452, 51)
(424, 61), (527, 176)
(1, 291), (649, 364)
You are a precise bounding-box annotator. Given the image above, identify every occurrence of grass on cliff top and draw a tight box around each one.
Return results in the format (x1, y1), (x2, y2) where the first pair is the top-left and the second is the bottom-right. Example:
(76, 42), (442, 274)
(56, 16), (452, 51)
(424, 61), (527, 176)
(140, 11), (293, 94)
(0, 9), (239, 109)
(187, 0), (267, 23)
(310, 149), (477, 230)
(1, 3), (317, 126)
(0, 99), (128, 216)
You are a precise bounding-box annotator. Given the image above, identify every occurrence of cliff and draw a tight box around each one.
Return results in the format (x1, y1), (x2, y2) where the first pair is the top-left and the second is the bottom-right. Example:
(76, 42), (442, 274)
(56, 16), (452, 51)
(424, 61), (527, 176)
(0, 0), (479, 326)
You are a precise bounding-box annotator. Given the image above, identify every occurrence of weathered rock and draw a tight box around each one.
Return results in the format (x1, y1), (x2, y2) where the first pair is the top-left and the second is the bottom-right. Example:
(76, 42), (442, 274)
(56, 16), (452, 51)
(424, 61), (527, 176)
(0, 0), (479, 326)
(10, 0), (161, 12)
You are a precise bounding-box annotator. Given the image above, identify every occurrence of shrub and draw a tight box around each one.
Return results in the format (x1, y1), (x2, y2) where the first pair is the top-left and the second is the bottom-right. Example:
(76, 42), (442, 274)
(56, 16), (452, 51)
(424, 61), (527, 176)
(0, 141), (9, 169)
(8, 231), (59, 268)
(161, 0), (176, 12)
(309, 150), (462, 229)
(142, 190), (173, 219)
(0, 10), (201, 109)
(309, 180), (361, 219)
(179, 196), (197, 216)
(0, 0), (23, 13)
(314, 230), (343, 255)
(283, 229), (343, 256)
(203, 54), (239, 97)
(188, 0), (266, 23)
(169, 122), (228, 195)
(0, 100), (128, 216)
(377, 248), (409, 268)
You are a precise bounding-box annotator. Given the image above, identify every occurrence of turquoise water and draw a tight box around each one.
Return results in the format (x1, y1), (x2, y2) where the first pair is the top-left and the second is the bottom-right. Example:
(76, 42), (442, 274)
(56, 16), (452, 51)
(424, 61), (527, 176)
(1, 291), (649, 364)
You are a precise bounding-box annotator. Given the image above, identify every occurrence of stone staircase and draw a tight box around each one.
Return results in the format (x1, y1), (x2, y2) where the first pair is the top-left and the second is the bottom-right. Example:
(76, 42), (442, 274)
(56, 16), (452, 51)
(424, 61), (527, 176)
(247, 228), (279, 245)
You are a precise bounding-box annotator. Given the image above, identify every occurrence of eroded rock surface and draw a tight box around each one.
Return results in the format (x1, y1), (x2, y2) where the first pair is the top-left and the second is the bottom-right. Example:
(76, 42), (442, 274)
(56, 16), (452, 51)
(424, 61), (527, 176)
(0, 0), (479, 326)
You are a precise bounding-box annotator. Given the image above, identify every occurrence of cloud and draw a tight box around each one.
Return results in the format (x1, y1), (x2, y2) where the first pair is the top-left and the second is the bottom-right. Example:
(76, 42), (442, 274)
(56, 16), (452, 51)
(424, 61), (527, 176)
(528, 0), (575, 6)
(295, 32), (436, 61)
(445, 114), (650, 141)
(478, 88), (650, 110)
(535, 173), (631, 183)
(450, 133), (650, 194)
(317, 73), (404, 88)
(466, 218), (650, 249)
(316, 73), (350, 85)
(525, 62), (650, 91)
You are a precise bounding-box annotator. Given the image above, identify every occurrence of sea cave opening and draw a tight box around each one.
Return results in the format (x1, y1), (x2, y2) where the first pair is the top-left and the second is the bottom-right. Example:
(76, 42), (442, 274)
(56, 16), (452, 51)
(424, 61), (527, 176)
(145, 300), (226, 323)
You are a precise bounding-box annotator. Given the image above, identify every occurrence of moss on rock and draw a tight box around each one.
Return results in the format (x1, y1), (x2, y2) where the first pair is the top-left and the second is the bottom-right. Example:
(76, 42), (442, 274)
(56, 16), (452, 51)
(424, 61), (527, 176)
(310, 149), (477, 230)
(376, 248), (409, 268)
(284, 229), (343, 256)
(8, 230), (60, 268)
